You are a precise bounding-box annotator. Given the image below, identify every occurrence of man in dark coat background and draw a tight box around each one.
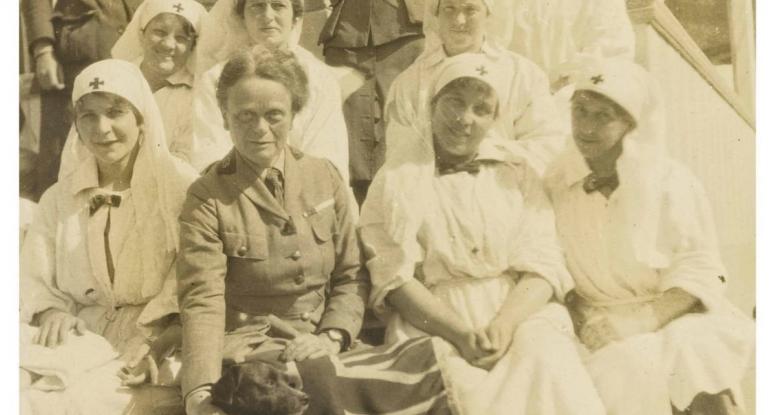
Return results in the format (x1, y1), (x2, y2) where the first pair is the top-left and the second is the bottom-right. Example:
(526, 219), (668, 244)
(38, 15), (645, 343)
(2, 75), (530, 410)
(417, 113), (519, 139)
(319, 0), (425, 206)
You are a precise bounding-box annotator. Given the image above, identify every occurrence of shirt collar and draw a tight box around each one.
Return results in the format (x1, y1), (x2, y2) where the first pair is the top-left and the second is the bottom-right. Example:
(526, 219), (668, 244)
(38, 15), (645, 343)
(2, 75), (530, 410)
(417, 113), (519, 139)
(164, 67), (194, 88)
(421, 38), (506, 69)
(237, 147), (286, 182)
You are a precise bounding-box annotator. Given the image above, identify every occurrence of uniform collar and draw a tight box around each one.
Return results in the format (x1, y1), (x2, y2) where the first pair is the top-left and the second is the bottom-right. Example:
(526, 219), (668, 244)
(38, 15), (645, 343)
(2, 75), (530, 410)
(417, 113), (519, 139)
(561, 148), (593, 189)
(232, 148), (291, 221)
(164, 66), (194, 88)
(69, 156), (101, 196)
(237, 148), (286, 182)
(421, 39), (506, 69)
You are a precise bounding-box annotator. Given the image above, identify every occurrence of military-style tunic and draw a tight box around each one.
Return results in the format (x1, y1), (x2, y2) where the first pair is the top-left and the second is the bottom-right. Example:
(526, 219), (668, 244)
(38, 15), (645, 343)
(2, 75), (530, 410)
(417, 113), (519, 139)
(177, 147), (369, 395)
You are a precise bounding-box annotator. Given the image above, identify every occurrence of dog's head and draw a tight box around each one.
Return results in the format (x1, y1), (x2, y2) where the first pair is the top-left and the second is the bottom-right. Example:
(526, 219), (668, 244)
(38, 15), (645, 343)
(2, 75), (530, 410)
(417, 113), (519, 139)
(212, 360), (309, 415)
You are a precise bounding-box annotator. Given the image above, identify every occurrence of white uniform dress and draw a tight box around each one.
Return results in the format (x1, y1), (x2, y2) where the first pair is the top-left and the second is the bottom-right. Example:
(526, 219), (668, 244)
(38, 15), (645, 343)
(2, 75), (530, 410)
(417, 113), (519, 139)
(155, 67), (195, 164)
(545, 157), (755, 414)
(192, 45), (350, 177)
(361, 142), (605, 415)
(385, 42), (566, 175)
(20, 158), (195, 415)
(20, 59), (198, 415)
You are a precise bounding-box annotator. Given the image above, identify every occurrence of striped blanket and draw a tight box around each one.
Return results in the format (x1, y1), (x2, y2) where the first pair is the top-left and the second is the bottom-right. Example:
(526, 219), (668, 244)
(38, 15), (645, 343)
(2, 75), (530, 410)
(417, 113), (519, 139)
(297, 337), (453, 415)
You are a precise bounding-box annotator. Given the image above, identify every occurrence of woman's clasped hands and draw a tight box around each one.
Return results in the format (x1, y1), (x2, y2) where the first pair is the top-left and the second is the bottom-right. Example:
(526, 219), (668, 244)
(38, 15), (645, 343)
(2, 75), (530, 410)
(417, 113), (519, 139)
(452, 317), (518, 371)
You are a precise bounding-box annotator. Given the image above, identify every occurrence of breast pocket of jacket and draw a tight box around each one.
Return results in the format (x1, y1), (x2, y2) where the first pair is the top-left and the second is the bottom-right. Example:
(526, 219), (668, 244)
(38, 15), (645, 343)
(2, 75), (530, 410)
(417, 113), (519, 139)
(222, 232), (271, 293)
(307, 206), (336, 276)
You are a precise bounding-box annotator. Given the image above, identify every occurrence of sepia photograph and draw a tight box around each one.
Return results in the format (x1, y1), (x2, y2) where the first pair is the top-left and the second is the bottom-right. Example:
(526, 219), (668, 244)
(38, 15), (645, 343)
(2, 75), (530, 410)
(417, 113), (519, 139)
(15, 0), (759, 414)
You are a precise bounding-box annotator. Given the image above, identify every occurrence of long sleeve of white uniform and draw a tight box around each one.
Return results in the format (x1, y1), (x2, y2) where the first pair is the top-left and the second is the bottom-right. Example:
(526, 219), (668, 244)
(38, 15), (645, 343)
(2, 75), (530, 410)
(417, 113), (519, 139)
(358, 176), (422, 317)
(20, 187), (75, 323)
(658, 165), (730, 311)
(507, 60), (568, 175)
(506, 164), (574, 301)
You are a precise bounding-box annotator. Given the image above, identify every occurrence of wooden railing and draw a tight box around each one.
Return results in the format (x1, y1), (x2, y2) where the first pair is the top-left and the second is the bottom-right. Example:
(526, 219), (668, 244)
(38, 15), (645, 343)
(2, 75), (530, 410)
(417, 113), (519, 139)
(626, 0), (755, 128)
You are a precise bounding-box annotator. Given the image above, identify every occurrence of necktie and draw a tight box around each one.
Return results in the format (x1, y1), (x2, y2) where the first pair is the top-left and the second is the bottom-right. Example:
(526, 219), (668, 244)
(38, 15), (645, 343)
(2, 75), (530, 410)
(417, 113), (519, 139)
(89, 194), (122, 216)
(583, 173), (619, 194)
(437, 159), (482, 176)
(264, 168), (285, 207)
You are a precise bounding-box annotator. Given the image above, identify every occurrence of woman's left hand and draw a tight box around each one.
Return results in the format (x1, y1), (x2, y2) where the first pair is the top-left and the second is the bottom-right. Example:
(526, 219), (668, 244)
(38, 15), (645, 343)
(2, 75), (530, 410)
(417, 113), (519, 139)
(472, 318), (517, 370)
(281, 333), (338, 362)
(117, 342), (159, 386)
(579, 304), (659, 351)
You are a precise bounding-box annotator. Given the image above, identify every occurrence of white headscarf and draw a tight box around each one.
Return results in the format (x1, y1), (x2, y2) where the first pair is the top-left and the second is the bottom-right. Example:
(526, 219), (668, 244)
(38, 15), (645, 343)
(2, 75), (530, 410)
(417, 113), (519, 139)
(111, 0), (208, 73)
(548, 57), (668, 266)
(60, 59), (196, 285)
(361, 53), (514, 254)
(194, 0), (303, 75)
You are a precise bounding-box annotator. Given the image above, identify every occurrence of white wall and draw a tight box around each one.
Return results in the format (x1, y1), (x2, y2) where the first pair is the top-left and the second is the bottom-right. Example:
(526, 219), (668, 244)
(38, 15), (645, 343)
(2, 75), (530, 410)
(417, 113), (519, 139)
(635, 24), (756, 317)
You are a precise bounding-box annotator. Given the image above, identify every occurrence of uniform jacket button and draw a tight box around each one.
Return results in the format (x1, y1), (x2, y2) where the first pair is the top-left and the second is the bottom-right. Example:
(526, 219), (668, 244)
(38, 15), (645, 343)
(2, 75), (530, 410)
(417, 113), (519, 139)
(290, 250), (302, 260)
(300, 312), (311, 321)
(294, 275), (305, 285)
(237, 246), (247, 256)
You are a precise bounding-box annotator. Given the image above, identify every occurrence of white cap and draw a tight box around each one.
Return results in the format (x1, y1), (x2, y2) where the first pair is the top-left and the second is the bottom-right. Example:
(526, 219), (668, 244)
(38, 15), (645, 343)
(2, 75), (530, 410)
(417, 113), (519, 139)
(431, 52), (510, 101)
(572, 58), (652, 124)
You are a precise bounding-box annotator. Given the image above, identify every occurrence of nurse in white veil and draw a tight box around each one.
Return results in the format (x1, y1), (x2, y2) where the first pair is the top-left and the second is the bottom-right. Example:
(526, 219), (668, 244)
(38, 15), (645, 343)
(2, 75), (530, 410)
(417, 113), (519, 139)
(191, 0), (350, 177)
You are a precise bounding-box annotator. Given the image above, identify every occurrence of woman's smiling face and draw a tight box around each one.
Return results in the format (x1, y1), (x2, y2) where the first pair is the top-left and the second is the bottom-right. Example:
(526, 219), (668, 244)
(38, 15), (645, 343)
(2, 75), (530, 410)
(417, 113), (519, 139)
(431, 78), (498, 159)
(75, 92), (142, 166)
(140, 13), (195, 77)
(571, 90), (636, 160)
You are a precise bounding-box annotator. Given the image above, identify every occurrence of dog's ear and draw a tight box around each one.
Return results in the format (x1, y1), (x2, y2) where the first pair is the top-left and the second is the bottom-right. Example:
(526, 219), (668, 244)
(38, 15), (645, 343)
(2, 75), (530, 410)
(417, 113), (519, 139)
(211, 364), (242, 408)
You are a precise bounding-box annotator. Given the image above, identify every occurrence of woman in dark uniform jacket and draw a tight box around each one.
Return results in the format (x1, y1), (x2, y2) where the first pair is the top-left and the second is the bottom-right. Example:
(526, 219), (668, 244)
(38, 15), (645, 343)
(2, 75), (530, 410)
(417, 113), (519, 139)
(178, 47), (369, 415)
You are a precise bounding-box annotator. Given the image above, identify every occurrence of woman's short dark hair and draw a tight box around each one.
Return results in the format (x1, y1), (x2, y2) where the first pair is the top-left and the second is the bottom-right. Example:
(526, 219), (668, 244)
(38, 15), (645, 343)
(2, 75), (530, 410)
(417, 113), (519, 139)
(431, 77), (500, 118)
(235, 0), (304, 20)
(216, 47), (309, 114)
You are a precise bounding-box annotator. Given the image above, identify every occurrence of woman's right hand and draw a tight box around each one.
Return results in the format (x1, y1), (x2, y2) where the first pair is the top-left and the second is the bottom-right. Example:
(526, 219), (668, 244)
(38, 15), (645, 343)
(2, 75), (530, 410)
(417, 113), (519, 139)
(33, 44), (65, 91)
(450, 330), (492, 366)
(33, 309), (87, 348)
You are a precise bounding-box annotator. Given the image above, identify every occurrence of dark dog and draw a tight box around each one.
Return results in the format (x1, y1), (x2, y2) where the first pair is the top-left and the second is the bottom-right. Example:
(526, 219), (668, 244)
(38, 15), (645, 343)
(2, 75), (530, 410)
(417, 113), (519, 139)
(211, 337), (452, 415)
(212, 358), (309, 415)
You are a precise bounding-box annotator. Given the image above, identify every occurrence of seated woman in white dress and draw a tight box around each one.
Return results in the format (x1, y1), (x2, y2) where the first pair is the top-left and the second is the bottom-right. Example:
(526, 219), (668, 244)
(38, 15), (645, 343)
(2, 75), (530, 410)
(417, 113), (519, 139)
(386, 0), (567, 175)
(20, 59), (198, 415)
(360, 54), (605, 415)
(544, 58), (755, 415)
(111, 0), (207, 165)
(191, 0), (349, 176)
